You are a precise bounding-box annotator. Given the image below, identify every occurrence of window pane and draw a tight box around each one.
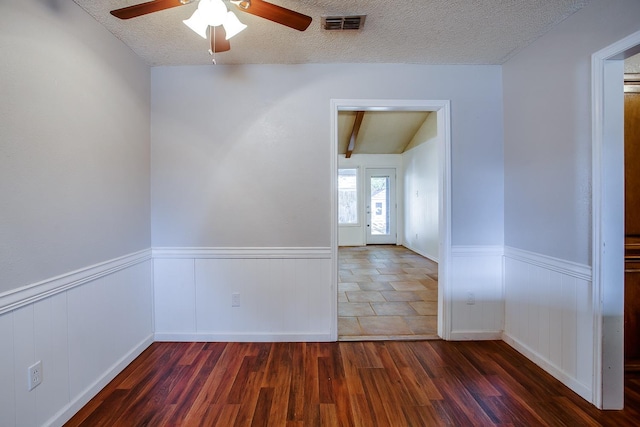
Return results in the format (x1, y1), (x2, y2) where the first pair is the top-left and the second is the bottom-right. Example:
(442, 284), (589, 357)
(338, 168), (358, 224)
(370, 176), (389, 235)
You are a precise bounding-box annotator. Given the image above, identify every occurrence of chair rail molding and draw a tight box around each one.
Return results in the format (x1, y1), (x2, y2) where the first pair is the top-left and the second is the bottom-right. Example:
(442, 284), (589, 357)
(0, 249), (152, 315)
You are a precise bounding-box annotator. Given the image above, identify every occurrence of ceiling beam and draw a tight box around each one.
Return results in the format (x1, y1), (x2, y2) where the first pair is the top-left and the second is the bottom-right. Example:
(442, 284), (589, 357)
(346, 111), (364, 158)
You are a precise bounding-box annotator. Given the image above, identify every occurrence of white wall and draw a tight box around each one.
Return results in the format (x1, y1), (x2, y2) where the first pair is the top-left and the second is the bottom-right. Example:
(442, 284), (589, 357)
(503, 0), (640, 264)
(403, 113), (439, 261)
(1, 2), (151, 293)
(151, 64), (504, 248)
(0, 1), (152, 425)
(338, 154), (403, 247)
(153, 249), (331, 341)
(151, 63), (504, 339)
(503, 248), (592, 401)
(502, 0), (640, 405)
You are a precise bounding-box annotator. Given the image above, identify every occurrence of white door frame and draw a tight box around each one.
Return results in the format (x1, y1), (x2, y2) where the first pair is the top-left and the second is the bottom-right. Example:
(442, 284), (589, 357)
(592, 30), (640, 409)
(330, 99), (452, 340)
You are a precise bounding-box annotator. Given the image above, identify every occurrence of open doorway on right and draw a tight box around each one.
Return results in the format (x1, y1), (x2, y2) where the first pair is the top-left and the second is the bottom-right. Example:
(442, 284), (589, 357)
(624, 54), (640, 372)
(337, 110), (441, 340)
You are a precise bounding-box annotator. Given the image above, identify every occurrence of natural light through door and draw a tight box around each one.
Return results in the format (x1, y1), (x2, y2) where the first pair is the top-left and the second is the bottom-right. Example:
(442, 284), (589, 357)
(366, 168), (396, 244)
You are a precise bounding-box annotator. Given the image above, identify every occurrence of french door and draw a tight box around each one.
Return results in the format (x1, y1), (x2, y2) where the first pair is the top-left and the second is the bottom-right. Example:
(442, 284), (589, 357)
(365, 168), (397, 244)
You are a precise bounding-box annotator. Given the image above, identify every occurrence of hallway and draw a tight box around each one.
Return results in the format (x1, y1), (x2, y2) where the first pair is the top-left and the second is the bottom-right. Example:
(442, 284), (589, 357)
(338, 245), (439, 340)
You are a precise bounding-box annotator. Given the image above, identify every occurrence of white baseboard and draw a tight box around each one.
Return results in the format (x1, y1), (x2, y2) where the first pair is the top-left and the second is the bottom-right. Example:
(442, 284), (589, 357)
(449, 330), (503, 341)
(402, 243), (439, 263)
(154, 332), (333, 342)
(47, 334), (154, 427)
(502, 332), (591, 402)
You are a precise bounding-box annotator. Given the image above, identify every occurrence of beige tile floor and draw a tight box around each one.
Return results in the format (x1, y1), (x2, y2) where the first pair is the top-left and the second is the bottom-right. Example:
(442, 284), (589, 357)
(338, 245), (439, 341)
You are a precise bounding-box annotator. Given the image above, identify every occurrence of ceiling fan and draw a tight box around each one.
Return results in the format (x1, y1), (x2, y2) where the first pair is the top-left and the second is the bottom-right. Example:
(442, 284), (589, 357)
(110, 0), (312, 54)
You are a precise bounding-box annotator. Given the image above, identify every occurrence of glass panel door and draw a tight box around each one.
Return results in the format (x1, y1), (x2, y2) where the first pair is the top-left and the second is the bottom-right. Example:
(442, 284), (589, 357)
(366, 168), (396, 244)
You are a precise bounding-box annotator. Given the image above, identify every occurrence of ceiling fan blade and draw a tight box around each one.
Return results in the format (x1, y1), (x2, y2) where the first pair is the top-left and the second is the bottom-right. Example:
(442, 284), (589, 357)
(211, 26), (231, 53)
(110, 0), (192, 19)
(232, 0), (312, 31)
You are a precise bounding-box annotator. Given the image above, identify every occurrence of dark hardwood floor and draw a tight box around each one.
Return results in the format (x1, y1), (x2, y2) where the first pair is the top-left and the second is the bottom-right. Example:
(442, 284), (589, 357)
(65, 340), (640, 426)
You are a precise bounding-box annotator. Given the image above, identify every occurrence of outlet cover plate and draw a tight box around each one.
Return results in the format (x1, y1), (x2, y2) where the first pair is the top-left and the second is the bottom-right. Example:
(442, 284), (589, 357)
(28, 360), (42, 391)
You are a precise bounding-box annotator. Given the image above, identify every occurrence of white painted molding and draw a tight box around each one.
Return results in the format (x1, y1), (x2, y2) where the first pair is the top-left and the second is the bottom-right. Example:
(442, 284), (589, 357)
(591, 29), (640, 410)
(155, 332), (332, 342)
(403, 243), (439, 263)
(152, 247), (332, 259)
(452, 245), (504, 257)
(504, 246), (591, 282)
(0, 249), (152, 315)
(449, 331), (503, 341)
(503, 332), (591, 402)
(48, 334), (154, 427)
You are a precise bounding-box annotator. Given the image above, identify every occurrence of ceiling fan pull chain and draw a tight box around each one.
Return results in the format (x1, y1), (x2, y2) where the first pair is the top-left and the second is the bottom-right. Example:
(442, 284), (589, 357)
(208, 26), (217, 64)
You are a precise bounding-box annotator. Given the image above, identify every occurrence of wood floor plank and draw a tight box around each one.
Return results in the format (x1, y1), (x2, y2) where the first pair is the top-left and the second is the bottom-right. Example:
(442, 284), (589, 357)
(357, 368), (394, 426)
(210, 343), (258, 405)
(250, 387), (274, 427)
(64, 340), (640, 427)
(285, 343), (305, 423)
(211, 403), (240, 427)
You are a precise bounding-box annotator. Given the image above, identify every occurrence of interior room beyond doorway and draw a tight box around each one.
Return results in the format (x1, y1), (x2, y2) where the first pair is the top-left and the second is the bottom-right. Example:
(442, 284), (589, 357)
(338, 245), (439, 340)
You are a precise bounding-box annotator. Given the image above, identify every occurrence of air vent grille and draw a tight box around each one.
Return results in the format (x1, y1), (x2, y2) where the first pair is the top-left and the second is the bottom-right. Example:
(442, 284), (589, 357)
(321, 15), (366, 31)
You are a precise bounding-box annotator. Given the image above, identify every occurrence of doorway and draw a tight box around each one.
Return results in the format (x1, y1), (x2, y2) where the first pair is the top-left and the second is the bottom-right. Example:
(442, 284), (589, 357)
(366, 168), (397, 245)
(592, 31), (640, 409)
(330, 99), (452, 341)
(625, 73), (640, 371)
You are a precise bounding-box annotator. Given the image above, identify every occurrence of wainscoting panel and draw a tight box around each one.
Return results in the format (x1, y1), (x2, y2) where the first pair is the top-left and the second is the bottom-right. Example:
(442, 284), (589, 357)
(153, 258), (196, 334)
(153, 248), (333, 342)
(0, 252), (153, 427)
(449, 246), (504, 340)
(503, 247), (593, 401)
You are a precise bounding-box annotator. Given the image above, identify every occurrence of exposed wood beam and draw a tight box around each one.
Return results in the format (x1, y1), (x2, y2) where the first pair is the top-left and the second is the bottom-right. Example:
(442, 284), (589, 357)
(346, 111), (364, 158)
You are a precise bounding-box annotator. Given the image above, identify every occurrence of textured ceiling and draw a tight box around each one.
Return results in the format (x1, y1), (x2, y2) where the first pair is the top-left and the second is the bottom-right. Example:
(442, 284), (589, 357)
(73, 0), (589, 66)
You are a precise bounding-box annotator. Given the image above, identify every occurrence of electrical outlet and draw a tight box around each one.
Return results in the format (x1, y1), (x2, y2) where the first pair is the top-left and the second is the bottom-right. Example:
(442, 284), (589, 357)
(232, 292), (240, 307)
(466, 292), (475, 305)
(28, 361), (42, 391)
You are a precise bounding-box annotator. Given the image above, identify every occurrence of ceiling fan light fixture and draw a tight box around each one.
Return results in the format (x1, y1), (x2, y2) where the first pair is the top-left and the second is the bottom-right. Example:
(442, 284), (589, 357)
(183, 9), (209, 39)
(183, 0), (229, 38)
(222, 11), (247, 39)
(230, 0), (251, 10)
(199, 0), (228, 26)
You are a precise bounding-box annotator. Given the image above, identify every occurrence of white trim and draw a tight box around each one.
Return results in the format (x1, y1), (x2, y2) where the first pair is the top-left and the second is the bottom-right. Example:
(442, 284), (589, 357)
(47, 334), (154, 427)
(449, 331), (503, 341)
(0, 249), (152, 315)
(504, 246), (591, 281)
(331, 98), (452, 341)
(152, 247), (331, 259)
(592, 29), (640, 409)
(403, 244), (439, 263)
(331, 101), (339, 341)
(154, 332), (332, 342)
(452, 245), (504, 257)
(503, 332), (591, 402)
(437, 101), (452, 340)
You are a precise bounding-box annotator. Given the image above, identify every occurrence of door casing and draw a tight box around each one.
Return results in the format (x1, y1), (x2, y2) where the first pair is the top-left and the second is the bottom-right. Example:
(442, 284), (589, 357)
(591, 30), (640, 409)
(330, 99), (452, 341)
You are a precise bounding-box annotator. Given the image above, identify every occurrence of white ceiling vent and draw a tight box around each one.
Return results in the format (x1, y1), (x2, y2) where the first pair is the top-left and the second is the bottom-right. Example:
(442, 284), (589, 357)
(321, 15), (366, 31)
